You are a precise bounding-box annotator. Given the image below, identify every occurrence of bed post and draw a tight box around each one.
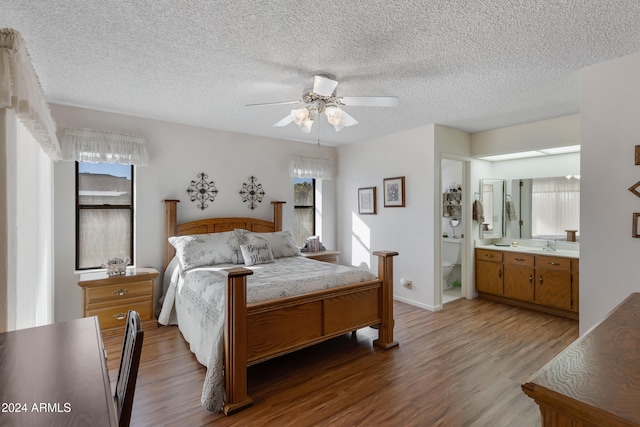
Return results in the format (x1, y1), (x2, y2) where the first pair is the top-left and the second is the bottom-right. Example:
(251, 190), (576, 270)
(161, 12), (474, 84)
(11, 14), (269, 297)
(221, 267), (254, 415)
(163, 199), (180, 271)
(372, 251), (399, 350)
(271, 201), (284, 231)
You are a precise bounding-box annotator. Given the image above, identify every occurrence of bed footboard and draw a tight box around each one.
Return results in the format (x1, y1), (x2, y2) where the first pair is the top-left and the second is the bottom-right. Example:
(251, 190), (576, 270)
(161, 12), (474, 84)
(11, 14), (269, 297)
(222, 251), (398, 415)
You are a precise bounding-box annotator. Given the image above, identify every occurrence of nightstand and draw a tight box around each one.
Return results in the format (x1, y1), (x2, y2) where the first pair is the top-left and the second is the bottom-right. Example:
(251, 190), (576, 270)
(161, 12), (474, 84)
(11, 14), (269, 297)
(302, 250), (341, 264)
(78, 267), (159, 338)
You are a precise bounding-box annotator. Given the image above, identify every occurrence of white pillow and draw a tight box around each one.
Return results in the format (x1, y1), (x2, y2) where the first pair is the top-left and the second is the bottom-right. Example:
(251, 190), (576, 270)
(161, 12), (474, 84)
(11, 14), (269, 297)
(235, 229), (301, 259)
(168, 231), (243, 270)
(240, 242), (275, 266)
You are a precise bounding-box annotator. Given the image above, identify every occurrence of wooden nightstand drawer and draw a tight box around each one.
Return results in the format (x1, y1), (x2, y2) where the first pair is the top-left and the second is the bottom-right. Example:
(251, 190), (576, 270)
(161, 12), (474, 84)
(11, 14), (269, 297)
(88, 300), (152, 331)
(78, 267), (159, 338)
(85, 280), (152, 305)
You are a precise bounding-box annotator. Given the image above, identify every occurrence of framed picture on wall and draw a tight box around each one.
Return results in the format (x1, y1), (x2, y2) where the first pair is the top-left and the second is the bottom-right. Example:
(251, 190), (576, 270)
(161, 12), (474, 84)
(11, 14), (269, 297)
(383, 176), (405, 207)
(635, 145), (640, 165)
(633, 213), (640, 237)
(358, 187), (377, 214)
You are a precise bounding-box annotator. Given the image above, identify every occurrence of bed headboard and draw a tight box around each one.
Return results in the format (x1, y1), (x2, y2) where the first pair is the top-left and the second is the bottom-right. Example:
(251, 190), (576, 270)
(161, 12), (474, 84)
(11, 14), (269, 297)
(163, 199), (285, 270)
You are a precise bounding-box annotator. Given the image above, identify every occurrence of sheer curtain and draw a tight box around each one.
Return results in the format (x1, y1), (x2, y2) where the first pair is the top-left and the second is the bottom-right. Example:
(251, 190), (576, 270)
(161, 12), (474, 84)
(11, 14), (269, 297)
(0, 29), (60, 158)
(62, 127), (148, 165)
(1, 28), (58, 331)
(14, 119), (53, 329)
(289, 155), (333, 180)
(531, 177), (580, 239)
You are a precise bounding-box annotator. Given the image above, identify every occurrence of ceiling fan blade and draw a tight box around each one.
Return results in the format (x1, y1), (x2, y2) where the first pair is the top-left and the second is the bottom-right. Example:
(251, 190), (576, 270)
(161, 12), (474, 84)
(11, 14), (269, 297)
(340, 109), (359, 127)
(313, 75), (339, 97)
(273, 113), (294, 127)
(246, 100), (301, 107)
(339, 96), (399, 107)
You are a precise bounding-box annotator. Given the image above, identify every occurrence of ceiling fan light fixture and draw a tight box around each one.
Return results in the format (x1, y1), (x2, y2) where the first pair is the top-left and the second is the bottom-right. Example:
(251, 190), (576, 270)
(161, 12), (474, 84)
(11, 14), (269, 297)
(299, 116), (314, 133)
(291, 107), (314, 133)
(258, 75), (398, 135)
(291, 107), (310, 126)
(325, 105), (345, 131)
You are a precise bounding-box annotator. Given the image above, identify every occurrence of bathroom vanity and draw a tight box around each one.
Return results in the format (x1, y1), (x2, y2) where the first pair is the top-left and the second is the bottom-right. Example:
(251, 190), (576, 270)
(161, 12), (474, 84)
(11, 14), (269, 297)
(475, 245), (579, 319)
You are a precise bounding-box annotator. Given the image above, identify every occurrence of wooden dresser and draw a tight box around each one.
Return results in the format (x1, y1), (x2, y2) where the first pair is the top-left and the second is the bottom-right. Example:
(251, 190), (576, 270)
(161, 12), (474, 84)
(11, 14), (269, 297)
(78, 267), (159, 338)
(522, 292), (640, 426)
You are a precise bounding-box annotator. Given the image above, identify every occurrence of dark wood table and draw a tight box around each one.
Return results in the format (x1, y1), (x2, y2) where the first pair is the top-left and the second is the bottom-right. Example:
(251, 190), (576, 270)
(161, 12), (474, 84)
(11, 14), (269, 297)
(522, 292), (640, 427)
(0, 316), (117, 426)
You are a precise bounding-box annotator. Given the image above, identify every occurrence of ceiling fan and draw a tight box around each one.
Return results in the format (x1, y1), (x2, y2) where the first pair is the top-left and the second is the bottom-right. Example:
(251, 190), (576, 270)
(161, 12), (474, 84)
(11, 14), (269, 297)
(246, 75), (399, 133)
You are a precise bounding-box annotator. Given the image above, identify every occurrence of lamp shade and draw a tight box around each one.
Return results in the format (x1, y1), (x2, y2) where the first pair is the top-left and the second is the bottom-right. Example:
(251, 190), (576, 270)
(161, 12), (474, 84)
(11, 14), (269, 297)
(325, 106), (345, 131)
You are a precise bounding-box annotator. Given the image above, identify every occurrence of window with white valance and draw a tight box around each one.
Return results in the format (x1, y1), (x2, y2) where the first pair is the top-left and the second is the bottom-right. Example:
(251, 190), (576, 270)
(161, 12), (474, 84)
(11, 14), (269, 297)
(62, 127), (149, 166)
(0, 28), (60, 160)
(289, 155), (333, 180)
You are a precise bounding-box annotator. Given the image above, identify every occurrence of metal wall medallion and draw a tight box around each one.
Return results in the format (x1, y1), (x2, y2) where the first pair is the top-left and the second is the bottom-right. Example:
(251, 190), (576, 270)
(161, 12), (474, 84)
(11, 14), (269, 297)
(187, 172), (218, 210)
(239, 176), (266, 210)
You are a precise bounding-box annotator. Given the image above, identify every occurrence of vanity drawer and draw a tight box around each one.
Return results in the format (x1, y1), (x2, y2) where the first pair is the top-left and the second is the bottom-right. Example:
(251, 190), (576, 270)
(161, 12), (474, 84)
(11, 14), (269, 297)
(476, 249), (502, 262)
(504, 252), (534, 267)
(535, 255), (571, 271)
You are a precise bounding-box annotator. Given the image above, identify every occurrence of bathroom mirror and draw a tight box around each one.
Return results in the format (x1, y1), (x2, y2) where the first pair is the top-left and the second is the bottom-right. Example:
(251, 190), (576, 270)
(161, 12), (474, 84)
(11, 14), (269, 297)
(479, 178), (505, 238)
(506, 176), (580, 241)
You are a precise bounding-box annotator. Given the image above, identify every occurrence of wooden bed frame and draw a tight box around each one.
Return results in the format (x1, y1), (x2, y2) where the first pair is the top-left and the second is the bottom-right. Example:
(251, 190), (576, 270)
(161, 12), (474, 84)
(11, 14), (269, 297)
(163, 199), (399, 415)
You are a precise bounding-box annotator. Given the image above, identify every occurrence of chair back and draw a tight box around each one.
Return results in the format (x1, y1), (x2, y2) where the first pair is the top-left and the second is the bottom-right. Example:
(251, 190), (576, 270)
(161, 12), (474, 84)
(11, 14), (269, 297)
(114, 310), (144, 427)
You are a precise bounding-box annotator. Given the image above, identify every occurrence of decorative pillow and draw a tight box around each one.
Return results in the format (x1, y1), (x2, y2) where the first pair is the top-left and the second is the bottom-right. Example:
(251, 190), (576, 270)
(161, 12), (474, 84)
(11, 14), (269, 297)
(168, 231), (243, 270)
(240, 242), (275, 266)
(235, 229), (301, 259)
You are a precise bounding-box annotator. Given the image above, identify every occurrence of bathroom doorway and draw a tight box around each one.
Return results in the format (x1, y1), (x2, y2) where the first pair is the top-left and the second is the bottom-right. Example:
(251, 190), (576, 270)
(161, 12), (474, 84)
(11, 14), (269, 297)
(441, 158), (466, 305)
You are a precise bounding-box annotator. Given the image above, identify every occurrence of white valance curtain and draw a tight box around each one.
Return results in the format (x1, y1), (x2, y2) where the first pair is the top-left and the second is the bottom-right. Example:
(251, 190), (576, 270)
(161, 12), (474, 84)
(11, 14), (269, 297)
(0, 28), (60, 159)
(289, 155), (333, 180)
(62, 127), (149, 166)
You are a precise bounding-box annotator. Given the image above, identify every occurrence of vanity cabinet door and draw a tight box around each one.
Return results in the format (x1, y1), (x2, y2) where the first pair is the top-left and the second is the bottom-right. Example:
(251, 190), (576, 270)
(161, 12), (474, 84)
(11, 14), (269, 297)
(475, 249), (503, 296)
(503, 253), (535, 302)
(535, 256), (572, 310)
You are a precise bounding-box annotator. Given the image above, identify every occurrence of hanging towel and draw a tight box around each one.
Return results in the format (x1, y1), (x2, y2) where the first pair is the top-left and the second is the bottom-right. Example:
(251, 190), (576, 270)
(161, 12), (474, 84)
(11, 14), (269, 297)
(506, 200), (518, 221)
(473, 199), (485, 223)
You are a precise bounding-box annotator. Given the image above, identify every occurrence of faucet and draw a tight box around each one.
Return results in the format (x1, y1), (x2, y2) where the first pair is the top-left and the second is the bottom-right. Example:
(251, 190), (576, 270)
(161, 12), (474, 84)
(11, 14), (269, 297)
(543, 240), (557, 251)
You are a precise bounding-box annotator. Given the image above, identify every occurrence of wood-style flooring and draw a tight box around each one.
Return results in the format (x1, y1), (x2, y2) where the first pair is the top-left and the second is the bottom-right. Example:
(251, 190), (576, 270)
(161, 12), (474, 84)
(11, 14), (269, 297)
(103, 298), (578, 426)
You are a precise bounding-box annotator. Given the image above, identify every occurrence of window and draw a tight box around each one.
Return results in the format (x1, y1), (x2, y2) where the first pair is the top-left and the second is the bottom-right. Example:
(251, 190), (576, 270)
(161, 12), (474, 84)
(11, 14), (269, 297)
(531, 176), (580, 240)
(293, 177), (315, 246)
(76, 162), (134, 270)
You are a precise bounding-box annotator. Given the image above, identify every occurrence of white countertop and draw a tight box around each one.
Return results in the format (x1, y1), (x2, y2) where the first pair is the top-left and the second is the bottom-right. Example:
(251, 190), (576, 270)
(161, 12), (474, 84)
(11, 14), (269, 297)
(476, 244), (579, 259)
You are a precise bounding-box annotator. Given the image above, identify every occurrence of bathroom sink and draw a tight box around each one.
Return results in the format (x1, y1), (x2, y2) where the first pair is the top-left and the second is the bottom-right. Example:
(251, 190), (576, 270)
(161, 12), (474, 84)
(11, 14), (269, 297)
(520, 247), (578, 257)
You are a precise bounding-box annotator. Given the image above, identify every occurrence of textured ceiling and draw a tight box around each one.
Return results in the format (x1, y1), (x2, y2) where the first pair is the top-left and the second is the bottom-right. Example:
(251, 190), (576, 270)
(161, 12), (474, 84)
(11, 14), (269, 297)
(3, 1), (640, 146)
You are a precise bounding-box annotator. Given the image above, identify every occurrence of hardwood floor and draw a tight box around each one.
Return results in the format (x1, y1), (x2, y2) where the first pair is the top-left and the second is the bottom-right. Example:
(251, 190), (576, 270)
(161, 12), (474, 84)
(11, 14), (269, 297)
(103, 298), (578, 426)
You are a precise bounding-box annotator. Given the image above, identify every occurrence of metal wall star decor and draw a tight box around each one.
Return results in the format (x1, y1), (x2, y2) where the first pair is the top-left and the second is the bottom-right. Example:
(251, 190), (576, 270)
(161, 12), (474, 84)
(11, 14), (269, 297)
(187, 172), (218, 210)
(239, 175), (266, 210)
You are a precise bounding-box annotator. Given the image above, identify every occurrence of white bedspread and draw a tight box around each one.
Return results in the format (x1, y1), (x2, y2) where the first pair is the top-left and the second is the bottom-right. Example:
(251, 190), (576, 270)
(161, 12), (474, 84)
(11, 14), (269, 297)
(157, 255), (377, 412)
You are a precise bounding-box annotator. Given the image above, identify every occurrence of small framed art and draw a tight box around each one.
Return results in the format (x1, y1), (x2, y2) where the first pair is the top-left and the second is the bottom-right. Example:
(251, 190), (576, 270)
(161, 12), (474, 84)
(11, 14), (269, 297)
(635, 145), (640, 165)
(358, 187), (377, 214)
(633, 213), (640, 237)
(383, 176), (405, 207)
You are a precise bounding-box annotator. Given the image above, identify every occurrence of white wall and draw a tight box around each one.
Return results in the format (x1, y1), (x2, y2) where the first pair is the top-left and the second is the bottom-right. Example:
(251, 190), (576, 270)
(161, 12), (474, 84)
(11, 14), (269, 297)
(580, 51), (640, 334)
(51, 104), (337, 322)
(336, 125), (436, 309)
(336, 124), (472, 311)
(471, 114), (580, 156)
